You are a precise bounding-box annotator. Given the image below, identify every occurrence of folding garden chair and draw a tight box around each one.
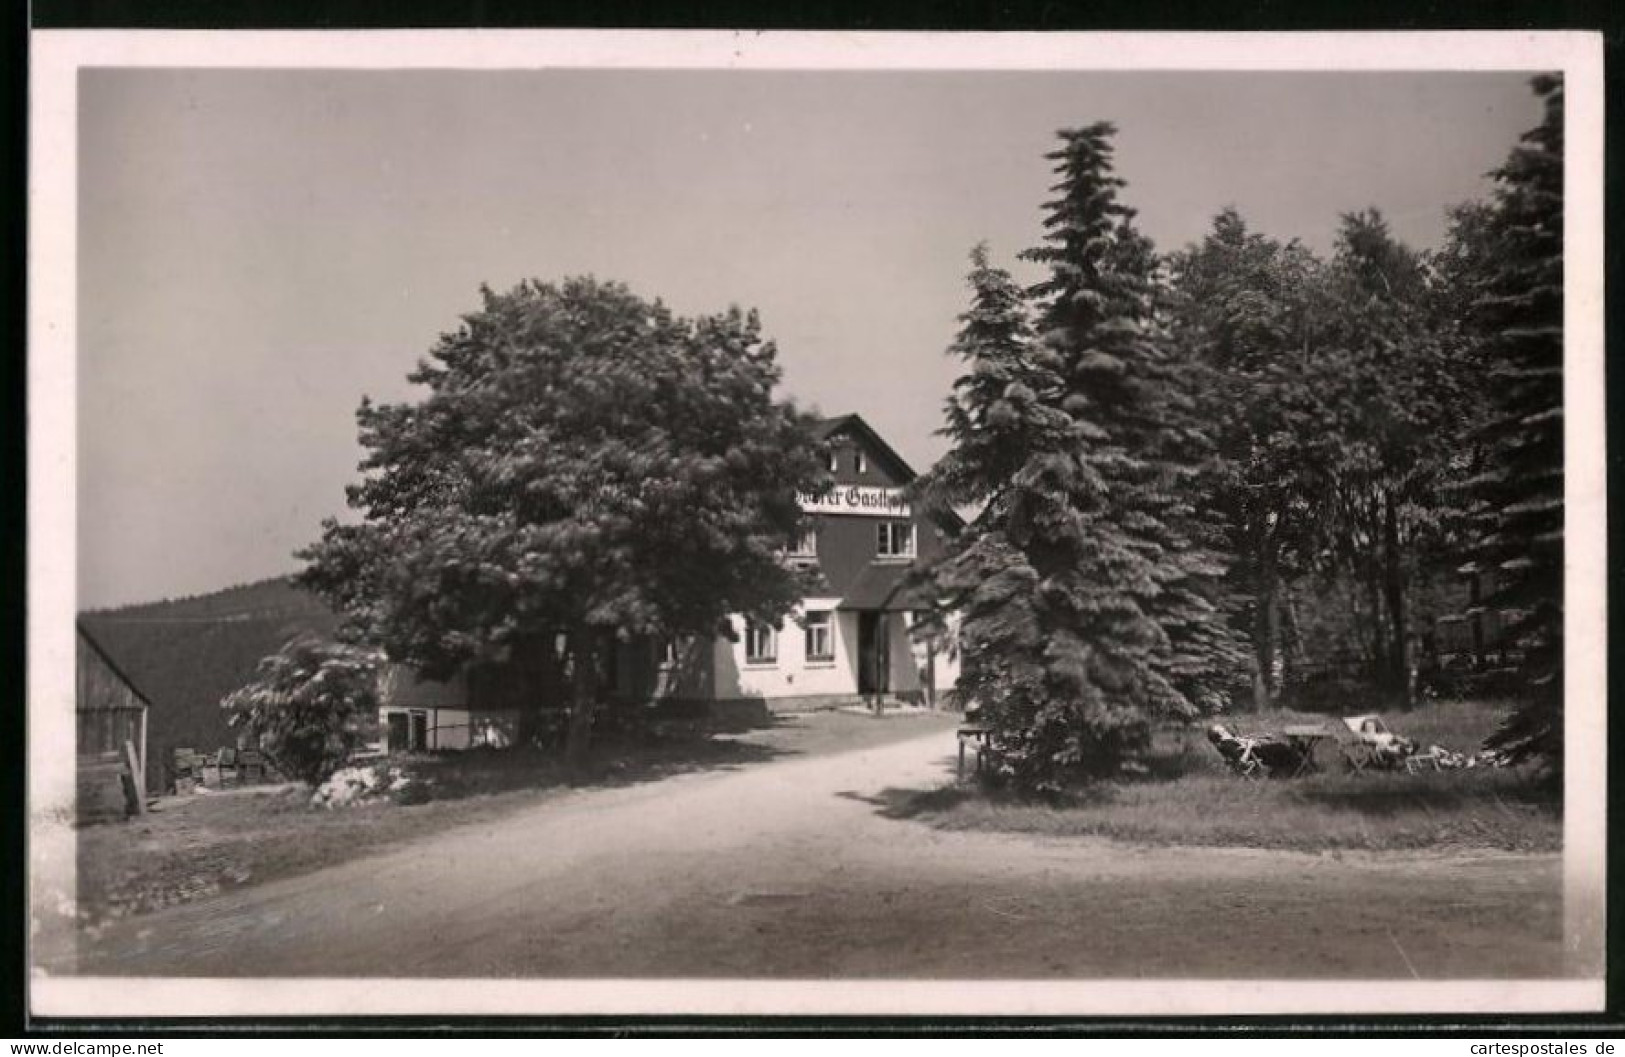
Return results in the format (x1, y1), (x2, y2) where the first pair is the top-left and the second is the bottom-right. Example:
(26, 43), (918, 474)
(1207, 725), (1268, 779)
(1334, 714), (1414, 774)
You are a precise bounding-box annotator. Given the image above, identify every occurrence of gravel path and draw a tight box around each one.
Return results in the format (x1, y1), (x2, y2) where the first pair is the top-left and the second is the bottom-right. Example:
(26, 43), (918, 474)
(60, 726), (1564, 979)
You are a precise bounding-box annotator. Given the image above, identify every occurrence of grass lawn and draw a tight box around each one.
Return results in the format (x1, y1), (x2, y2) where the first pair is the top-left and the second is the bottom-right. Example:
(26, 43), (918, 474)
(76, 707), (957, 925)
(889, 699), (1560, 854)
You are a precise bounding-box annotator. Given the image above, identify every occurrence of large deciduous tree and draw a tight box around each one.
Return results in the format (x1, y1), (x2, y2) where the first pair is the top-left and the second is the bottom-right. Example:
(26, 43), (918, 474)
(920, 125), (1244, 792)
(1468, 75), (1565, 772)
(299, 277), (825, 762)
(1168, 210), (1324, 707)
(1308, 209), (1467, 703)
(1175, 200), (1513, 712)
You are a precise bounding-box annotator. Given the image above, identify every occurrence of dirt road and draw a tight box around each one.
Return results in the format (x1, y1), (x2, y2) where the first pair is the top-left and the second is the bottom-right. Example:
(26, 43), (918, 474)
(60, 725), (1563, 979)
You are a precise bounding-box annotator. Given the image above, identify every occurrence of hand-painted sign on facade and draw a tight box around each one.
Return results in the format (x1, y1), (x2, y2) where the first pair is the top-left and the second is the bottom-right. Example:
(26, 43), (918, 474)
(797, 485), (911, 518)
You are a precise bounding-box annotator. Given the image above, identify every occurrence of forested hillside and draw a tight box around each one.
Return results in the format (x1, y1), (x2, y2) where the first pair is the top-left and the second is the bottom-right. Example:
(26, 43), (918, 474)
(80, 577), (339, 789)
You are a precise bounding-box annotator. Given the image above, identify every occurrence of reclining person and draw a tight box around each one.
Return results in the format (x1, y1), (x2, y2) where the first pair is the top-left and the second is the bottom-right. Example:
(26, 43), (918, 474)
(1208, 725), (1300, 778)
(1357, 717), (1417, 765)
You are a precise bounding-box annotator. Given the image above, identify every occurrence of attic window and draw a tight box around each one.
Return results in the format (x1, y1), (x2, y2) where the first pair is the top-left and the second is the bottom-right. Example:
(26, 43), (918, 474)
(826, 449), (838, 473)
(855, 450), (868, 474)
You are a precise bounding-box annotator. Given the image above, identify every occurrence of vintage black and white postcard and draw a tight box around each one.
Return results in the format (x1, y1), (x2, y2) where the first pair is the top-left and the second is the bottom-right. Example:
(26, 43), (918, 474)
(27, 30), (1606, 1019)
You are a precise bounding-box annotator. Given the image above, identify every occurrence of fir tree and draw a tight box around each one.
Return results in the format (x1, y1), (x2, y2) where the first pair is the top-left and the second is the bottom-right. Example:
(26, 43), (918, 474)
(1470, 76), (1565, 771)
(914, 245), (1073, 785)
(1021, 124), (1243, 731)
(925, 243), (1063, 510)
(922, 125), (1243, 791)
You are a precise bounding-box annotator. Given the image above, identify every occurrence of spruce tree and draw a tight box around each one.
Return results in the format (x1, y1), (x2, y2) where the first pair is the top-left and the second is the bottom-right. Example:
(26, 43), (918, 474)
(925, 243), (1064, 509)
(1029, 124), (1244, 722)
(915, 245), (1073, 786)
(1471, 76), (1565, 771)
(923, 125), (1243, 791)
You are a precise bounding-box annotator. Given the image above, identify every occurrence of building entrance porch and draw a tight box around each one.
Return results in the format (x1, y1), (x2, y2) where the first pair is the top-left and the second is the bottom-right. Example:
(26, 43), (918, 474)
(856, 609), (891, 697)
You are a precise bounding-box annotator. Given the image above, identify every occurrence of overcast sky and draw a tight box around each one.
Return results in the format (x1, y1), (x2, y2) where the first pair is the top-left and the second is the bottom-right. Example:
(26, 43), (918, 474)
(77, 68), (1544, 609)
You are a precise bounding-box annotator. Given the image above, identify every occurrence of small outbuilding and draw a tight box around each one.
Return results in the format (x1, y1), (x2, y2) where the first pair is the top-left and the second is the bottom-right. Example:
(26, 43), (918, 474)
(75, 621), (149, 821)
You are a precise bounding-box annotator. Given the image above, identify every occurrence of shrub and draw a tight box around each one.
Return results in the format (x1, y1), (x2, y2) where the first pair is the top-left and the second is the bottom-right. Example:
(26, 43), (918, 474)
(592, 702), (654, 743)
(971, 672), (1155, 794)
(222, 635), (381, 786)
(392, 780), (434, 807)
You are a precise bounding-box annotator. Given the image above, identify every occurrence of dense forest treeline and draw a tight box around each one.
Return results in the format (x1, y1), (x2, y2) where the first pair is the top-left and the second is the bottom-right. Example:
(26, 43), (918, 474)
(915, 76), (1565, 786)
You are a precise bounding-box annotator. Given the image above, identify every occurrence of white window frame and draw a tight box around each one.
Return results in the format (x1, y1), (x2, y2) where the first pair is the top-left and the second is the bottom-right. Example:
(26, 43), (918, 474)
(877, 520), (915, 559)
(745, 621), (778, 664)
(804, 610), (834, 662)
(788, 526), (818, 559)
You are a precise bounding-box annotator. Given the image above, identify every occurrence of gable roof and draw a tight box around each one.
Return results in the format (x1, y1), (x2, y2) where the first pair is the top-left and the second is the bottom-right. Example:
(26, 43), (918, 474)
(811, 414), (919, 484)
(77, 620), (154, 710)
(837, 563), (935, 612)
(812, 413), (966, 536)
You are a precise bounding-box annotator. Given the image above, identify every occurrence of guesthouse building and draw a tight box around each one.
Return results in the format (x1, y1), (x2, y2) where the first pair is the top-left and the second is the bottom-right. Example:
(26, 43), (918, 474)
(657, 414), (960, 711)
(375, 413), (960, 746)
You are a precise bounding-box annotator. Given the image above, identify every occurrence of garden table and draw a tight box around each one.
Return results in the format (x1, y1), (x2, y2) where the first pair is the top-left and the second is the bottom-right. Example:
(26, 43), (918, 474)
(1280, 725), (1331, 778)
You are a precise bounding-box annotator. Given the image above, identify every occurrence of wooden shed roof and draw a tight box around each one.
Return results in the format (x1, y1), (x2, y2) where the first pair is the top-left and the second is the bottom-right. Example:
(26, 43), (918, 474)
(76, 620), (152, 712)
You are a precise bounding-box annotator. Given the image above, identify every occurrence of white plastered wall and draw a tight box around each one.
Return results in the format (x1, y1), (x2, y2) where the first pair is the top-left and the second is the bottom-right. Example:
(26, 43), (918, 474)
(715, 598), (857, 700)
(712, 603), (960, 701)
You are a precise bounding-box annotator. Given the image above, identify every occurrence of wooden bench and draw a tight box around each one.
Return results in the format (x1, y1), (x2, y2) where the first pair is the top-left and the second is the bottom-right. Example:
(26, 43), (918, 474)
(957, 724), (991, 780)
